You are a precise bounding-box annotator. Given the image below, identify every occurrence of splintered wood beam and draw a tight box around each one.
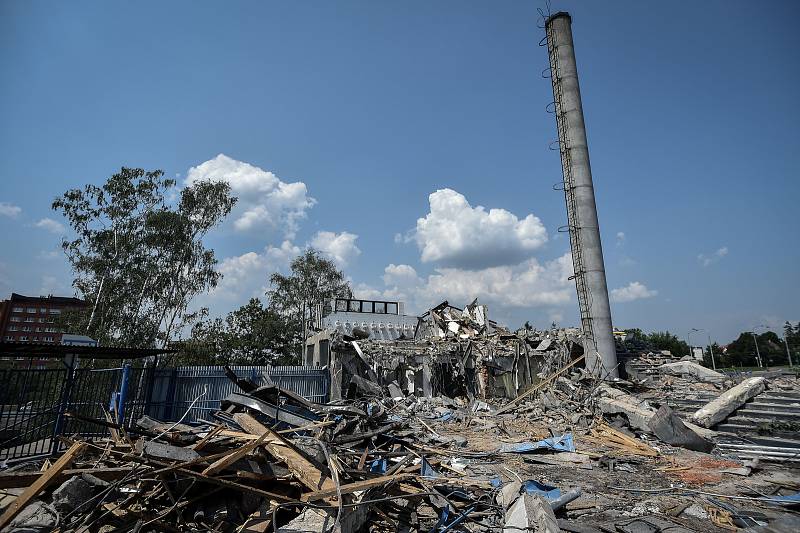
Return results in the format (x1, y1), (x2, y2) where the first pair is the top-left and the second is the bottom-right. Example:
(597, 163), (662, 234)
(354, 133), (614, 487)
(234, 413), (336, 492)
(201, 432), (268, 475)
(0, 441), (87, 529)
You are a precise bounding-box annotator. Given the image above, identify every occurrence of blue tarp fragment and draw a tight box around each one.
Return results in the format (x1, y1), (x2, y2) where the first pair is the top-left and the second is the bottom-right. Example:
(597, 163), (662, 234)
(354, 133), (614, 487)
(768, 492), (800, 506)
(522, 480), (562, 501)
(370, 458), (388, 473)
(421, 457), (440, 478)
(498, 434), (575, 454)
(438, 410), (455, 422)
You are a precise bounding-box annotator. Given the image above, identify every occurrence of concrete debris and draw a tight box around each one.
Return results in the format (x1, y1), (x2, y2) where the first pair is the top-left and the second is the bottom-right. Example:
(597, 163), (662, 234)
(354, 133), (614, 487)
(647, 405), (714, 452)
(504, 493), (562, 533)
(596, 384), (657, 432)
(692, 376), (768, 428)
(658, 361), (726, 384)
(4, 500), (58, 533)
(1, 302), (798, 532)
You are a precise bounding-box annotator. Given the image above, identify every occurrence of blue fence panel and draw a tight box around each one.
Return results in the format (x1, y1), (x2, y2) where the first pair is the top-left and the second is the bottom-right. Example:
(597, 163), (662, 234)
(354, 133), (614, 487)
(145, 365), (329, 423)
(1, 363), (330, 460)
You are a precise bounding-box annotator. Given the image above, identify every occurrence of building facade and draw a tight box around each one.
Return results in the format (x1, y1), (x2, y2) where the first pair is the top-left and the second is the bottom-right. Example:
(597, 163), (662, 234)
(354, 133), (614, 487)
(0, 293), (86, 344)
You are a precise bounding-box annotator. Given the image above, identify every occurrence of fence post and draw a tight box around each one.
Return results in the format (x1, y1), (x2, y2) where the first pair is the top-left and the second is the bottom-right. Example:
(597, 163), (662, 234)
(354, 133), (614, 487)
(51, 353), (77, 456)
(142, 364), (156, 419)
(116, 363), (131, 425)
(166, 368), (178, 421)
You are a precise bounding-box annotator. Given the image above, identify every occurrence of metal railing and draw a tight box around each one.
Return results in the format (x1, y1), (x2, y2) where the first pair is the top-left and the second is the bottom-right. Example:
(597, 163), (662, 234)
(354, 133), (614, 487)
(0, 363), (329, 460)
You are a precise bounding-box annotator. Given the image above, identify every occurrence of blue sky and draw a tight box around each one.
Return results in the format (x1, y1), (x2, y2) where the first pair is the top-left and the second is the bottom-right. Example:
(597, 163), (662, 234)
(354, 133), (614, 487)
(1, 0), (798, 344)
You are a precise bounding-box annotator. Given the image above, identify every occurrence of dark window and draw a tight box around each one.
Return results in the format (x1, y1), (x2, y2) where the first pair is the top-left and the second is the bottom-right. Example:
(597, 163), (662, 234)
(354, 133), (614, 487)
(374, 302), (386, 314)
(348, 300), (360, 312)
(361, 301), (373, 313)
(336, 300), (347, 312)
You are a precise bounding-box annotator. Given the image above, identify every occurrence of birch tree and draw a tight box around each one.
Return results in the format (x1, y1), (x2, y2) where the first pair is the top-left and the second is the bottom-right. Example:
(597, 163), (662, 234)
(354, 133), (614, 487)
(52, 167), (236, 347)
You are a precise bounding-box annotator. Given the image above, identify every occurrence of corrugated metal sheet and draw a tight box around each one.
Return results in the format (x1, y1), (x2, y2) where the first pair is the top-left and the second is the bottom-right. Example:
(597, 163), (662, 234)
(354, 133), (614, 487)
(147, 365), (329, 423)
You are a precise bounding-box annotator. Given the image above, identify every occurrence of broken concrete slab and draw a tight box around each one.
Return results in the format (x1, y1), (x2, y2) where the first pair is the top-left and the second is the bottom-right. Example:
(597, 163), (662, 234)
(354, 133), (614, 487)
(4, 500), (59, 532)
(277, 508), (334, 533)
(503, 493), (561, 533)
(51, 475), (94, 514)
(647, 405), (714, 452)
(692, 377), (767, 428)
(658, 361), (725, 384)
(497, 481), (523, 509)
(597, 385), (656, 432)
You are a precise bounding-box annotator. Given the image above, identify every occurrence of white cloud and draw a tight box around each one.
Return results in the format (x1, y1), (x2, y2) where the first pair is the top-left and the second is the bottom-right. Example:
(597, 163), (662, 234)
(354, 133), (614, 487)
(0, 202), (22, 218)
(310, 231), (361, 267)
(610, 281), (658, 303)
(207, 240), (301, 305)
(422, 254), (573, 308)
(35, 217), (66, 234)
(185, 154), (315, 238)
(382, 264), (420, 287)
(616, 232), (626, 246)
(412, 188), (547, 268)
(698, 246), (728, 267)
(361, 253), (575, 315)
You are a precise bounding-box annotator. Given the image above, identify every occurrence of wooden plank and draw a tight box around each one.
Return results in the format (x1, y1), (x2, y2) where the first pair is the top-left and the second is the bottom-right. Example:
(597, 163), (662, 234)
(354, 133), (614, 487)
(0, 466), (131, 489)
(202, 432), (267, 475)
(301, 474), (412, 502)
(234, 413), (336, 492)
(0, 441), (87, 529)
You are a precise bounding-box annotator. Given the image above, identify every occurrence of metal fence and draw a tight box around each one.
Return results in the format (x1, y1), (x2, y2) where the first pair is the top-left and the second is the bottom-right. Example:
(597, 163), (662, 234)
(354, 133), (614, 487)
(0, 363), (329, 461)
(145, 366), (329, 424)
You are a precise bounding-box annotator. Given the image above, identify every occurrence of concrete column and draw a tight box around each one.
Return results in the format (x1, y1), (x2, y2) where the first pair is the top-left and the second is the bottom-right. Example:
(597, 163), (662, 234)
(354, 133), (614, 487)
(546, 12), (618, 378)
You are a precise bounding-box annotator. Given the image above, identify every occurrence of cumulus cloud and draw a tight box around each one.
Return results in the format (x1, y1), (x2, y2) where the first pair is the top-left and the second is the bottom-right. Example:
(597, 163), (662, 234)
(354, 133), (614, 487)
(698, 246), (728, 267)
(422, 254), (573, 308)
(310, 231), (361, 267)
(208, 240), (301, 305)
(35, 217), (66, 234)
(610, 281), (658, 303)
(382, 264), (420, 287)
(185, 154), (315, 238)
(361, 253), (574, 315)
(0, 202), (22, 218)
(412, 189), (547, 268)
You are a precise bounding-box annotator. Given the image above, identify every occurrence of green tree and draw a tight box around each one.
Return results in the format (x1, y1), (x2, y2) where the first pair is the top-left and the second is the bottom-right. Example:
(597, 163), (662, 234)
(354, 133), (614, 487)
(52, 167), (236, 347)
(646, 331), (690, 358)
(179, 299), (299, 365)
(266, 249), (352, 355)
(724, 331), (786, 367)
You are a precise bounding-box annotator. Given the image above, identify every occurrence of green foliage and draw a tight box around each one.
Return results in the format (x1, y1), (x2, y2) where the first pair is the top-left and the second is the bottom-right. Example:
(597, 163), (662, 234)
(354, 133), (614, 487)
(266, 249), (352, 355)
(620, 329), (690, 357)
(52, 167), (236, 347)
(724, 330), (788, 367)
(176, 298), (299, 365)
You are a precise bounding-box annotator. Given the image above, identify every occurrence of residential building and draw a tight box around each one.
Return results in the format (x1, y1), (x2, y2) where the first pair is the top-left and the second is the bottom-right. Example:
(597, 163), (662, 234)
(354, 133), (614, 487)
(0, 293), (86, 344)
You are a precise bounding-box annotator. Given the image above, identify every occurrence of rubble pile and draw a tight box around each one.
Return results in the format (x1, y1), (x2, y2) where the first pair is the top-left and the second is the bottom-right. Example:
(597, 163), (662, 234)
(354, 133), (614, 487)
(2, 299), (799, 532)
(325, 299), (584, 402)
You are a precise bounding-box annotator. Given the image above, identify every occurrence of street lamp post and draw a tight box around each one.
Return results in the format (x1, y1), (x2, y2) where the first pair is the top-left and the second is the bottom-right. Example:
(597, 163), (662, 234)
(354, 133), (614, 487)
(707, 333), (716, 370)
(784, 336), (793, 368)
(752, 325), (766, 368)
(688, 328), (702, 361)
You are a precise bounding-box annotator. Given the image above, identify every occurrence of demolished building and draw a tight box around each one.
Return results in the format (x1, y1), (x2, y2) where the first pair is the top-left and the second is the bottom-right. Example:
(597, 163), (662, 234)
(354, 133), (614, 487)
(307, 298), (585, 402)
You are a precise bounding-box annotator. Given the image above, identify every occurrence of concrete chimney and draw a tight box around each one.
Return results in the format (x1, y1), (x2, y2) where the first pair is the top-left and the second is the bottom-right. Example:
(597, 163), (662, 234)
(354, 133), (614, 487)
(545, 12), (618, 378)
